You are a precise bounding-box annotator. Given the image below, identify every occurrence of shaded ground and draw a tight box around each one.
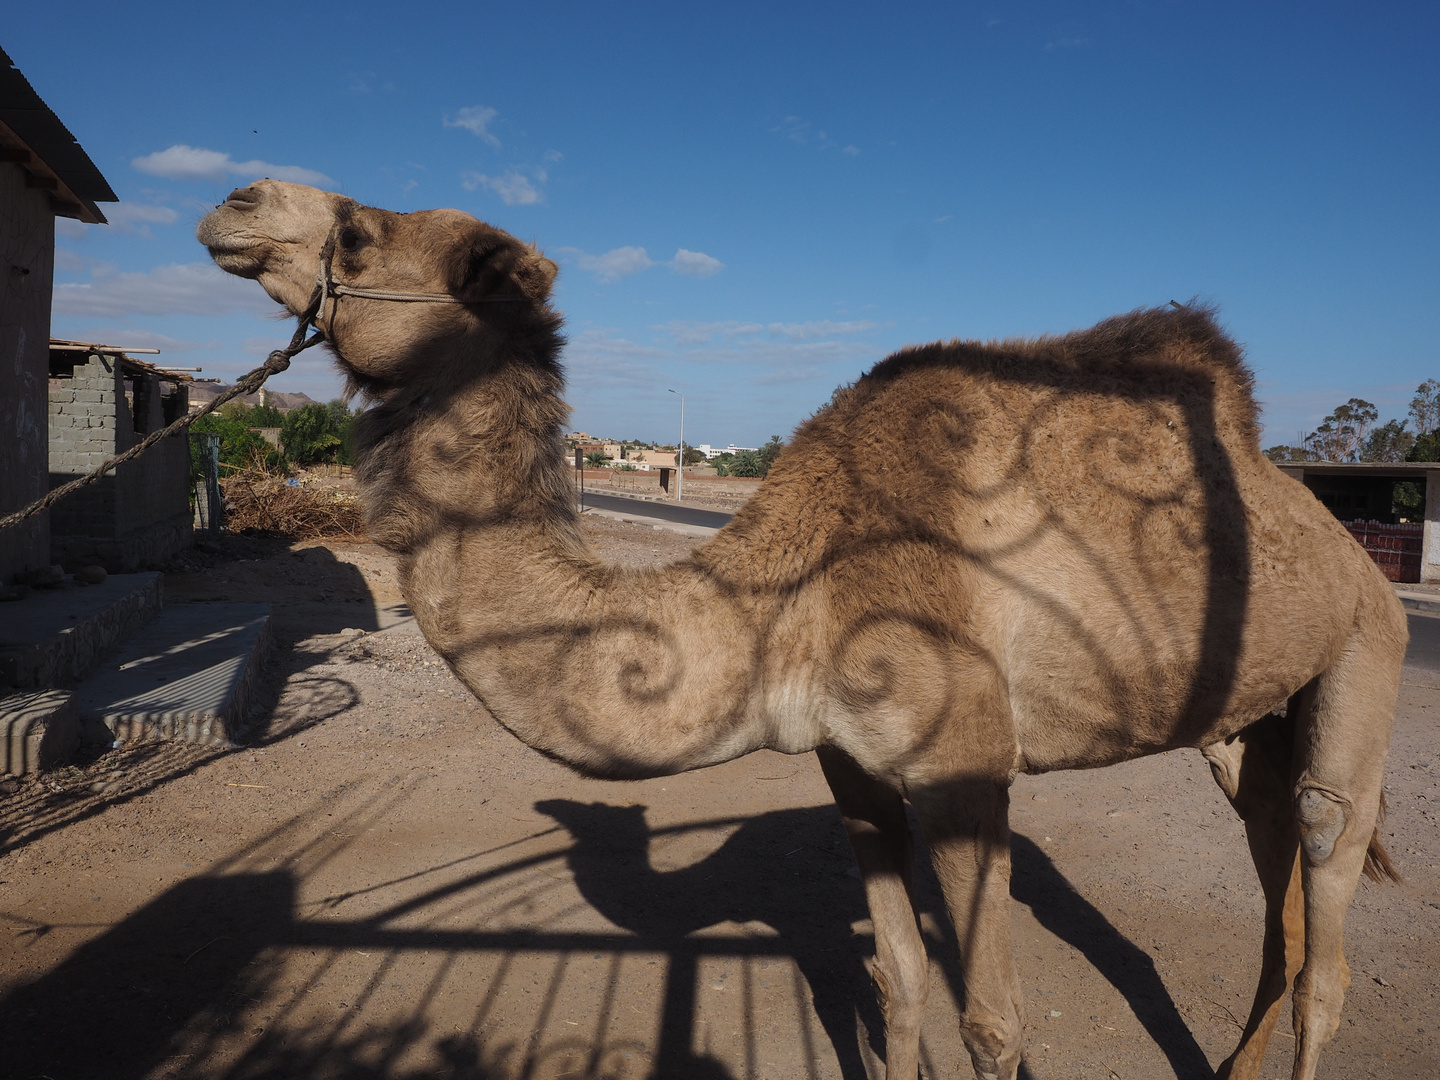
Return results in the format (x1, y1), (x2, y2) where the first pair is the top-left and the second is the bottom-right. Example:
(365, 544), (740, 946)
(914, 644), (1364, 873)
(1, 516), (1436, 1079)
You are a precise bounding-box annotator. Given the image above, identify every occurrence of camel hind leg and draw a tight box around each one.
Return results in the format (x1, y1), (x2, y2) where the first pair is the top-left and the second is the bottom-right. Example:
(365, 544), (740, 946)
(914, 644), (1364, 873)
(1286, 604), (1404, 1080)
(1202, 711), (1307, 1080)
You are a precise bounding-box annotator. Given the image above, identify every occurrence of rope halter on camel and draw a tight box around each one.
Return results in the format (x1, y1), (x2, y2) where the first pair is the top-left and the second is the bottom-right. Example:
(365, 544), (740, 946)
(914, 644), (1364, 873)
(0, 221), (533, 536)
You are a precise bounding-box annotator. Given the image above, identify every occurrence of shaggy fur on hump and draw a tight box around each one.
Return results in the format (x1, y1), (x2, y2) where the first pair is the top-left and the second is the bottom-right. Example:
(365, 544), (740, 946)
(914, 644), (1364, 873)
(852, 302), (1260, 443)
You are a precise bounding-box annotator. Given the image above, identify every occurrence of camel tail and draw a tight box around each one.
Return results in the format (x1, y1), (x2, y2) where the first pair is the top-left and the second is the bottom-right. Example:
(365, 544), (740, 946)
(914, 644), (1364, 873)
(1363, 793), (1402, 884)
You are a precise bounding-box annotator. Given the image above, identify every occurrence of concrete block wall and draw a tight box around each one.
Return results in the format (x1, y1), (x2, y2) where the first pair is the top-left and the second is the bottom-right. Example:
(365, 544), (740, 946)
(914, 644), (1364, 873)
(48, 355), (193, 571)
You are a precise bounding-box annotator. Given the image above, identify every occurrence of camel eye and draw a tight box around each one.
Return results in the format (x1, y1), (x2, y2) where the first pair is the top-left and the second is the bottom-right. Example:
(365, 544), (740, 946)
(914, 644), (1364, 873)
(339, 226), (363, 251)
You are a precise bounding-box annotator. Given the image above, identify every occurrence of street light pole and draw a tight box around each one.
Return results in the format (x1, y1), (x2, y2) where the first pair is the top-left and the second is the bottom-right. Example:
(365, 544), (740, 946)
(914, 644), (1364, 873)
(667, 388), (684, 501)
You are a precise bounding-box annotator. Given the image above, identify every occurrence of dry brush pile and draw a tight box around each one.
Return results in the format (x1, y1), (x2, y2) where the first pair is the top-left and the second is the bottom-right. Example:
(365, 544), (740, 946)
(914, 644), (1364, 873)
(220, 467), (365, 541)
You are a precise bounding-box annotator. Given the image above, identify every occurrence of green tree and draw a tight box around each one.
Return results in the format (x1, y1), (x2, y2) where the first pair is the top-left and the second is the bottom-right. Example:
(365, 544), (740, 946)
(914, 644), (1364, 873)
(1394, 481), (1424, 519)
(584, 450), (609, 468)
(248, 402), (285, 427)
(758, 434), (785, 472)
(1409, 379), (1440, 437)
(729, 449), (766, 477)
(1408, 430), (1440, 463)
(325, 399), (357, 464)
(281, 402), (343, 464)
(1361, 419), (1414, 463)
(1263, 444), (1316, 463)
(1304, 399), (1378, 462)
(189, 405), (284, 474)
(682, 443), (705, 466)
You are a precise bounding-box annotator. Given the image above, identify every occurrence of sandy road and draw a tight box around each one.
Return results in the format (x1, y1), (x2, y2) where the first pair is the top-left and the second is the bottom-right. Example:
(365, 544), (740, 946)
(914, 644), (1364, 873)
(0, 517), (1436, 1079)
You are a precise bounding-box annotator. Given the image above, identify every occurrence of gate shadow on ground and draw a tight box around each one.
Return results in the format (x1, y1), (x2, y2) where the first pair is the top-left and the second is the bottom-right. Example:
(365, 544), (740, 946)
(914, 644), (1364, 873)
(0, 795), (1210, 1080)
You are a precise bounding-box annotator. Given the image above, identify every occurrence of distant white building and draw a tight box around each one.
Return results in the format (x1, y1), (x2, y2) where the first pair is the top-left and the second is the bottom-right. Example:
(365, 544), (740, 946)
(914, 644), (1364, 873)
(698, 443), (758, 460)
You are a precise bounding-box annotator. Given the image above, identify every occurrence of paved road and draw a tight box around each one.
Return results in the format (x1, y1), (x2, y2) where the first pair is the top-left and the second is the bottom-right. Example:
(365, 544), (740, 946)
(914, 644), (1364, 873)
(578, 491), (734, 530)
(1406, 610), (1440, 673)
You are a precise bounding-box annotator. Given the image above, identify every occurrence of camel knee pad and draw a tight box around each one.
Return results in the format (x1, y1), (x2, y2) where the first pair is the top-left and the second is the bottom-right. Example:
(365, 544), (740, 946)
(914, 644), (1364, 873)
(1295, 787), (1348, 863)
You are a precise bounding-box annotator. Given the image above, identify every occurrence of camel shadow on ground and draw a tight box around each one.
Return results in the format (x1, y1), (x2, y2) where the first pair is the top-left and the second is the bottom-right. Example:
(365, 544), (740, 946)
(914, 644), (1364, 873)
(0, 798), (1212, 1080)
(536, 798), (1212, 1080)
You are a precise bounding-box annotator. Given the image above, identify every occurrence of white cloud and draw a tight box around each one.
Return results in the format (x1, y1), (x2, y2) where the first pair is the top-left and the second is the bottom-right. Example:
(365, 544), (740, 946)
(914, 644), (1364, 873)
(100, 201), (182, 237)
(462, 169), (544, 205)
(559, 246), (655, 283)
(560, 245), (725, 283)
(659, 319), (877, 344)
(57, 327), (210, 353)
(767, 320), (879, 340)
(131, 145), (334, 186)
(661, 321), (765, 345)
(54, 247), (88, 272)
(444, 105), (501, 147)
(669, 248), (724, 277)
(562, 328), (672, 394)
(775, 115), (856, 155)
(58, 201), (180, 237)
(564, 327), (882, 394)
(679, 337), (882, 374)
(108, 202), (179, 227)
(52, 263), (282, 318)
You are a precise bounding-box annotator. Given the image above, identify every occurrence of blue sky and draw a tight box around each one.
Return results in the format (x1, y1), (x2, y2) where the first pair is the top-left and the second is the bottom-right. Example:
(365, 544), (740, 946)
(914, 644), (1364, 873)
(8, 1), (1437, 449)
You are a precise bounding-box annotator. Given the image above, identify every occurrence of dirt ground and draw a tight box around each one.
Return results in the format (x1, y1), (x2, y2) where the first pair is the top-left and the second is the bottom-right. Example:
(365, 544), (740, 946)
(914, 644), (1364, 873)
(1, 516), (1437, 1080)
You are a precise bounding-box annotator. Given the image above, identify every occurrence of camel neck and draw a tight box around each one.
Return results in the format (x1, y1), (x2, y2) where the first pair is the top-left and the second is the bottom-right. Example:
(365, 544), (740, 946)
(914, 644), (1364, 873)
(348, 359), (794, 779)
(351, 350), (581, 555)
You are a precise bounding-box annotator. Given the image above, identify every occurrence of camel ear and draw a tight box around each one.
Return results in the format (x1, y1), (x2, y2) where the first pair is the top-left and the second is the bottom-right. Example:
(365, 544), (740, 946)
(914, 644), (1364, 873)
(513, 248), (557, 301)
(448, 234), (556, 303)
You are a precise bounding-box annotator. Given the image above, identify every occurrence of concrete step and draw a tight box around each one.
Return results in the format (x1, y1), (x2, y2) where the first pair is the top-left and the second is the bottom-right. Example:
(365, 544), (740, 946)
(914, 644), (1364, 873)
(1, 690), (80, 775)
(0, 572), (163, 689)
(75, 603), (272, 748)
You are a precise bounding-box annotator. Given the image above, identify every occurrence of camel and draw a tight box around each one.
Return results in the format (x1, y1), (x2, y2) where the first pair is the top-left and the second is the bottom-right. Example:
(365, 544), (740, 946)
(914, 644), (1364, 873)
(198, 180), (1406, 1080)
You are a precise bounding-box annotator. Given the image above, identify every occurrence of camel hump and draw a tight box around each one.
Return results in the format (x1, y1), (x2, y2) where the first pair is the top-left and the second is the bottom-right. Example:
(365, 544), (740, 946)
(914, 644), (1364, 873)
(835, 302), (1261, 455)
(870, 302), (1249, 384)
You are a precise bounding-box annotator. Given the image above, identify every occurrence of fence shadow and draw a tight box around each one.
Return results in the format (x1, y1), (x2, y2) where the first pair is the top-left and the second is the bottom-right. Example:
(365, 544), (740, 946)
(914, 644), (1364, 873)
(1, 792), (1213, 1080)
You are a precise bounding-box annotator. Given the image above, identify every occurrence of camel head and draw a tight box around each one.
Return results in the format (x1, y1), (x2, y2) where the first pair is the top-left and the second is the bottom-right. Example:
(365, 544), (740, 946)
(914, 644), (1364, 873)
(197, 180), (558, 393)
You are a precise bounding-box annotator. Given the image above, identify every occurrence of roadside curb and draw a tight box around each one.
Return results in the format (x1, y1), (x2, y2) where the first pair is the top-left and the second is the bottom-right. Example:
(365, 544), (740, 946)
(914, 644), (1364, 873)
(1397, 591), (1440, 614)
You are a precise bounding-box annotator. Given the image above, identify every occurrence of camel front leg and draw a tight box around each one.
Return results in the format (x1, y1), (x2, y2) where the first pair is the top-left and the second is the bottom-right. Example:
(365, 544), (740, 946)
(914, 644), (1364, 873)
(1202, 711), (1306, 1080)
(817, 746), (929, 1080)
(909, 777), (1023, 1080)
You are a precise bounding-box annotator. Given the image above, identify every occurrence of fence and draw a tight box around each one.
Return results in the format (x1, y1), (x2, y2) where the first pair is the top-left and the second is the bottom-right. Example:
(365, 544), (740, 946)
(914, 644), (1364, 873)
(1342, 519), (1422, 583)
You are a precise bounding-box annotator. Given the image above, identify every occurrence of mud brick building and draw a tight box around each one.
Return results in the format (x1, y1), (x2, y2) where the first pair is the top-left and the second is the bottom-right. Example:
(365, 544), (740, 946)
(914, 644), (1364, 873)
(0, 46), (115, 584)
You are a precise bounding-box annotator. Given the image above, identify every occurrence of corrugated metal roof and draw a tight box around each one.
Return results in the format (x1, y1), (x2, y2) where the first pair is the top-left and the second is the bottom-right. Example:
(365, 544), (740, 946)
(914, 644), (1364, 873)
(0, 45), (116, 223)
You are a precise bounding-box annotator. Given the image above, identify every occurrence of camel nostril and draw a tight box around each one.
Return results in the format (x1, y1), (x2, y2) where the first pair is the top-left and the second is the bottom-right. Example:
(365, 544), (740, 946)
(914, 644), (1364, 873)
(222, 186), (261, 211)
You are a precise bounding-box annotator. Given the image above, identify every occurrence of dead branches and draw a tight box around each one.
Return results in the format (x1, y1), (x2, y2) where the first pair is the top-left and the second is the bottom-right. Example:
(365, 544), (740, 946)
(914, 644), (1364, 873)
(220, 466), (364, 541)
